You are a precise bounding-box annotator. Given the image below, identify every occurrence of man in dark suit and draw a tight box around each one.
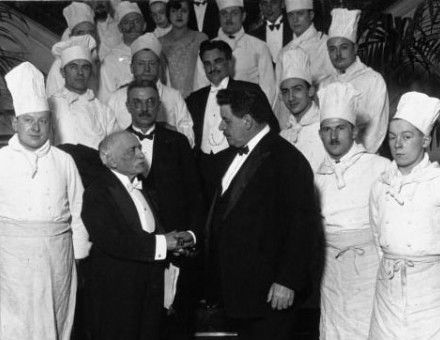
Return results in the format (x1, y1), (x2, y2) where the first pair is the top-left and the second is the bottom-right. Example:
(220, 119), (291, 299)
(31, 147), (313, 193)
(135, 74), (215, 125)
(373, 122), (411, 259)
(188, 0), (220, 39)
(81, 130), (189, 340)
(124, 79), (204, 340)
(249, 0), (293, 63)
(186, 40), (279, 200)
(205, 87), (319, 340)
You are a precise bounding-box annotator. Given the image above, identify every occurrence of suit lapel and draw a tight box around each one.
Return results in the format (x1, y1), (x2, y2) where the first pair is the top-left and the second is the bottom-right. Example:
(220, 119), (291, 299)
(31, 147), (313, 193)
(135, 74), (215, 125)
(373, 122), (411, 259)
(221, 134), (272, 219)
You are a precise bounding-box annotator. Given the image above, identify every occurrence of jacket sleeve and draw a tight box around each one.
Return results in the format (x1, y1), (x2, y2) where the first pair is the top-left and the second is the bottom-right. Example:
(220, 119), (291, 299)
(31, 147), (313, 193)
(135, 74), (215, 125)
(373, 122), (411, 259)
(81, 185), (159, 262)
(369, 181), (383, 258)
(274, 151), (321, 294)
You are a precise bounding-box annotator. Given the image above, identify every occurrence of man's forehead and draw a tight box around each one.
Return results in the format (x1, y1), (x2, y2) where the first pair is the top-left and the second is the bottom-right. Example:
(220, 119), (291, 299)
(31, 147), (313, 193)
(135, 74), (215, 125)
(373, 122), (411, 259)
(321, 118), (351, 127)
(280, 78), (307, 89)
(133, 49), (159, 62)
(202, 49), (226, 61)
(121, 12), (144, 23)
(65, 59), (92, 67)
(328, 37), (354, 47)
(128, 87), (158, 100)
(221, 6), (242, 14)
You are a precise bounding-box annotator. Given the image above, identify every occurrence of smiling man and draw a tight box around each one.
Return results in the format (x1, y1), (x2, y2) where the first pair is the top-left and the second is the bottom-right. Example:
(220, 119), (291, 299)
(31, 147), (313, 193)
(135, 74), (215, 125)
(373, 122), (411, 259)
(48, 40), (119, 150)
(0, 62), (90, 340)
(279, 47), (325, 171)
(203, 85), (318, 340)
(320, 8), (389, 154)
(315, 82), (389, 340)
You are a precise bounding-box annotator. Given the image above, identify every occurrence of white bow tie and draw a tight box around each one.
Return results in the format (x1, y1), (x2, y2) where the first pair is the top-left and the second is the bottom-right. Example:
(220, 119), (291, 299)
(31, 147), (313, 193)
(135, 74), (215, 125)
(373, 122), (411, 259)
(127, 178), (143, 192)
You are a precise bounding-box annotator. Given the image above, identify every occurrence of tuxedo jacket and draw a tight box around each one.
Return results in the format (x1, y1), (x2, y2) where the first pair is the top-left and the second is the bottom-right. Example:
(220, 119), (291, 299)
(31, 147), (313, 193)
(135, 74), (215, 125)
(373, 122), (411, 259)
(186, 79), (280, 154)
(81, 168), (164, 339)
(128, 124), (205, 241)
(57, 143), (105, 189)
(206, 131), (320, 319)
(188, 0), (220, 40)
(248, 13), (293, 47)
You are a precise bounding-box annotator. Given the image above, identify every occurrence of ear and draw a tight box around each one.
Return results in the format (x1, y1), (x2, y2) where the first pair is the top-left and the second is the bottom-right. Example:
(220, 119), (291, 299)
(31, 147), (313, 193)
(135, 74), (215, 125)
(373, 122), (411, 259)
(352, 125), (359, 140)
(354, 43), (359, 55)
(12, 116), (18, 133)
(309, 10), (315, 21)
(241, 11), (247, 24)
(242, 114), (253, 130)
(423, 135), (431, 148)
(308, 85), (316, 98)
(142, 22), (147, 32)
(60, 67), (66, 80)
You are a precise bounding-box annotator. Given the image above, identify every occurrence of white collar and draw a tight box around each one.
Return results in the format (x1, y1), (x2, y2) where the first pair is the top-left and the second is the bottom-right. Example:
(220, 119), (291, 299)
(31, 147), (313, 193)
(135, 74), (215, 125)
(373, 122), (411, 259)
(210, 76), (230, 91)
(244, 124), (270, 155)
(111, 169), (142, 190)
(132, 124), (155, 135)
(266, 15), (283, 26)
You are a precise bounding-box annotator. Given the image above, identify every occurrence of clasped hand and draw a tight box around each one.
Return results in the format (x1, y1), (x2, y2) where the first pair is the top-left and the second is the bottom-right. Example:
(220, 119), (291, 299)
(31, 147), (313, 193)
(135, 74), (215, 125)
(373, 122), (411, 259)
(267, 283), (295, 310)
(164, 231), (195, 256)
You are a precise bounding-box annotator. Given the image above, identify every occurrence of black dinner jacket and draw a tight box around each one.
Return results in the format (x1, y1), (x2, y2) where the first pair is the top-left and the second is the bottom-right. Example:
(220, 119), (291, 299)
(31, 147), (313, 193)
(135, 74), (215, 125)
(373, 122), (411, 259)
(186, 79), (280, 154)
(188, 0), (220, 40)
(248, 13), (293, 47)
(127, 124), (205, 242)
(206, 131), (320, 319)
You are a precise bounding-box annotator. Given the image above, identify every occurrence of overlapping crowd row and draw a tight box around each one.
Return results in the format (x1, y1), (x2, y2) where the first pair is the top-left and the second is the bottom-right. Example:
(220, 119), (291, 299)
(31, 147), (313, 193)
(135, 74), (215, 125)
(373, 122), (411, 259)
(1, 0), (439, 339)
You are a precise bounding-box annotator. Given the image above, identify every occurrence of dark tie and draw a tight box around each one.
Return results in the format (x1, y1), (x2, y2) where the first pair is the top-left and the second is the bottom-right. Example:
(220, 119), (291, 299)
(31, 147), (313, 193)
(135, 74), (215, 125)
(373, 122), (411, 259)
(130, 128), (155, 141)
(268, 23), (281, 31)
(194, 0), (207, 6)
(236, 145), (249, 156)
(228, 35), (235, 39)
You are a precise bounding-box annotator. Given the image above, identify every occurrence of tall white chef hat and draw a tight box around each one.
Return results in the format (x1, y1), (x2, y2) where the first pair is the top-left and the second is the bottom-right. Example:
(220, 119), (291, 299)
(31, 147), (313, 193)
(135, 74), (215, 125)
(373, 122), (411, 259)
(52, 34), (96, 67)
(63, 2), (95, 30)
(148, 0), (169, 4)
(216, 0), (243, 11)
(280, 47), (312, 84)
(394, 92), (440, 136)
(328, 8), (361, 43)
(115, 1), (143, 24)
(5, 62), (49, 116)
(318, 82), (359, 125)
(285, 0), (313, 13)
(131, 33), (162, 58)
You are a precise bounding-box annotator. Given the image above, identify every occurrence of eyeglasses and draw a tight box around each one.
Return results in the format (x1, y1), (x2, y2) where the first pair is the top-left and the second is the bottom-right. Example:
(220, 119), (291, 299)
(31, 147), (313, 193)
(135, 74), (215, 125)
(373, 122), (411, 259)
(129, 98), (160, 110)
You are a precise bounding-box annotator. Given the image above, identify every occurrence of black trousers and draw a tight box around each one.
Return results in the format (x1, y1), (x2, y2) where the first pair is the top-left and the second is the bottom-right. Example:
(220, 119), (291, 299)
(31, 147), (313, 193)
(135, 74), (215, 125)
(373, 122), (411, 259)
(232, 307), (297, 340)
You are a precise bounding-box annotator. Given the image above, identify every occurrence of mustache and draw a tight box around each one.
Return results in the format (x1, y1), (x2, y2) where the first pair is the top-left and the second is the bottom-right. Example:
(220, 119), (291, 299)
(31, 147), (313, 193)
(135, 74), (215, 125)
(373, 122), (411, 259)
(330, 139), (340, 145)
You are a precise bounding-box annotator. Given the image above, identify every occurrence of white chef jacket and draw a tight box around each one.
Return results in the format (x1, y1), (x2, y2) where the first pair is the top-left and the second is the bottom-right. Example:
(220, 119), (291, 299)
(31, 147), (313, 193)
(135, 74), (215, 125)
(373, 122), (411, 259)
(320, 57), (389, 154)
(316, 143), (390, 234)
(0, 134), (91, 259)
(98, 42), (132, 104)
(60, 15), (122, 61)
(276, 24), (334, 87)
(194, 27), (276, 105)
(49, 87), (120, 150)
(280, 102), (325, 172)
(107, 81), (195, 147)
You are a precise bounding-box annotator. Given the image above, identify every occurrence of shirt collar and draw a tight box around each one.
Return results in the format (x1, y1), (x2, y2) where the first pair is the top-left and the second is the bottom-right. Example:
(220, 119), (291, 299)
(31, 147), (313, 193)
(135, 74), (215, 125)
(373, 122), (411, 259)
(334, 142), (366, 164)
(288, 102), (319, 127)
(111, 169), (143, 192)
(266, 16), (283, 26)
(210, 76), (230, 91)
(338, 56), (363, 76)
(244, 124), (270, 155)
(132, 124), (156, 135)
(218, 27), (245, 43)
(62, 87), (95, 105)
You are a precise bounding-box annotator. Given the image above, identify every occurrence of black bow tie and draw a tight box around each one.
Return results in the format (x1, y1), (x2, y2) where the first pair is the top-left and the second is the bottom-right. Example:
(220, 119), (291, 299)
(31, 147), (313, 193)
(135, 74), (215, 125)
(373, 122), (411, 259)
(228, 35), (235, 39)
(130, 127), (155, 141)
(194, 1), (207, 6)
(236, 145), (249, 156)
(268, 23), (281, 31)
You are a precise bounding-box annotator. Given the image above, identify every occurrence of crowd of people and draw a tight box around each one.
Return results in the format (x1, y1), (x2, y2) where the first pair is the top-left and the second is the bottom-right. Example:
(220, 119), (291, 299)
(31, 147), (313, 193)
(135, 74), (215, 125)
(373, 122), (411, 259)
(1, 0), (440, 339)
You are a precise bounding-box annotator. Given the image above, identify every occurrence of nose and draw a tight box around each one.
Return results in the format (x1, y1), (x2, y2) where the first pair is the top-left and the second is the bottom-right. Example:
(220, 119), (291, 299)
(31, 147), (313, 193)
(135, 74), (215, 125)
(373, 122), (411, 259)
(394, 136), (403, 149)
(31, 121), (40, 132)
(219, 120), (226, 131)
(330, 129), (338, 140)
(135, 147), (145, 159)
(288, 90), (295, 102)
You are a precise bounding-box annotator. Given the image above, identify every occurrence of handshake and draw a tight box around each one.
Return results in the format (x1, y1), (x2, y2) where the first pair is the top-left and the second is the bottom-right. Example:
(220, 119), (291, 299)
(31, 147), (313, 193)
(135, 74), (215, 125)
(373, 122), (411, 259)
(164, 231), (196, 256)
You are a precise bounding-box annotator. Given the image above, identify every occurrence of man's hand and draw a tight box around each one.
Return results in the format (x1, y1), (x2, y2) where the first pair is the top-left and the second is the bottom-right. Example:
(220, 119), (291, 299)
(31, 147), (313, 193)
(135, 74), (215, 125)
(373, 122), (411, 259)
(164, 231), (179, 251)
(266, 283), (295, 310)
(172, 231), (196, 256)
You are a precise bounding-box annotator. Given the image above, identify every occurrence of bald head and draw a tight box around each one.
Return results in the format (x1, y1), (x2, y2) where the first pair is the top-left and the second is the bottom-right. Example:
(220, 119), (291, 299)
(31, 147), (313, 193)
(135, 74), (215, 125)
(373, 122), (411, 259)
(99, 131), (147, 179)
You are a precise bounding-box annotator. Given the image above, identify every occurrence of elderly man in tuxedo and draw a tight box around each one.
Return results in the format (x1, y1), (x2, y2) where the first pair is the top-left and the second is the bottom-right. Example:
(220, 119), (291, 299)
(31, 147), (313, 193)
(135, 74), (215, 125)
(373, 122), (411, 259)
(205, 85), (319, 340)
(81, 130), (191, 340)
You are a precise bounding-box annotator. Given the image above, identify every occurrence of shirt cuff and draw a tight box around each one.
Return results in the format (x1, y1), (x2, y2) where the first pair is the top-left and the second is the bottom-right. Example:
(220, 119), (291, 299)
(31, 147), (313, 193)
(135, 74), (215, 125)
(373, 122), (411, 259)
(155, 235), (167, 260)
(187, 230), (196, 244)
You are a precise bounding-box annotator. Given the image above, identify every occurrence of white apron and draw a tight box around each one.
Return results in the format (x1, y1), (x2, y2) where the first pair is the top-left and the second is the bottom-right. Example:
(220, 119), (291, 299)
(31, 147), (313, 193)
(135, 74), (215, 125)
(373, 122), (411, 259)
(0, 218), (77, 340)
(368, 253), (440, 340)
(320, 229), (379, 340)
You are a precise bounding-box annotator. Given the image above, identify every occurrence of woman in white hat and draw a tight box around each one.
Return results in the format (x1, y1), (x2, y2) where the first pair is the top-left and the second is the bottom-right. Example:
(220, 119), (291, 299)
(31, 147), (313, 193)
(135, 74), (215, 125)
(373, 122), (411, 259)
(369, 92), (440, 339)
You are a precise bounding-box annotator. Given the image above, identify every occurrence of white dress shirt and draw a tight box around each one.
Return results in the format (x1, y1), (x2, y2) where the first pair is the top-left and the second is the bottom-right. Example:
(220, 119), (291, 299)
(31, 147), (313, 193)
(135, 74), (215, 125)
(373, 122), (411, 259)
(201, 76), (229, 154)
(107, 81), (195, 147)
(194, 28), (276, 105)
(0, 135), (91, 259)
(320, 57), (389, 154)
(193, 1), (207, 32)
(49, 87), (120, 150)
(280, 102), (326, 172)
(315, 143), (389, 234)
(222, 125), (270, 194)
(111, 170), (166, 260)
(265, 16), (283, 62)
(132, 124), (155, 171)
